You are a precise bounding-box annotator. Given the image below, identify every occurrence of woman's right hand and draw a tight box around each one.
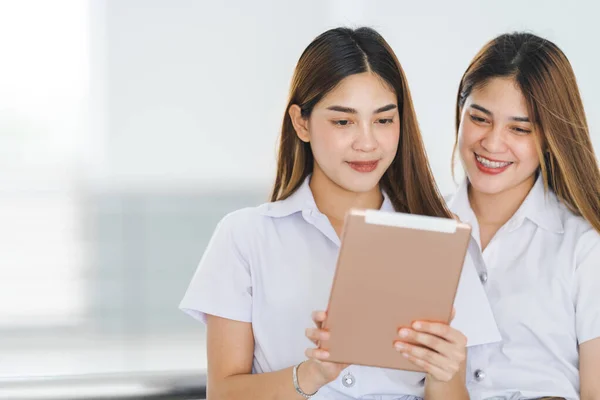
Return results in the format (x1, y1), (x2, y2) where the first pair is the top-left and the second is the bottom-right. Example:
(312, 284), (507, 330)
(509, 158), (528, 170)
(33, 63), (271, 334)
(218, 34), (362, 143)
(303, 311), (349, 387)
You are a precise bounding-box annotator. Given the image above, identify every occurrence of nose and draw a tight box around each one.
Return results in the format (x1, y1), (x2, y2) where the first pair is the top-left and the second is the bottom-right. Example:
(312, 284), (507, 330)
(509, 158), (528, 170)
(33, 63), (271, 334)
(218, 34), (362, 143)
(480, 125), (508, 153)
(352, 122), (378, 152)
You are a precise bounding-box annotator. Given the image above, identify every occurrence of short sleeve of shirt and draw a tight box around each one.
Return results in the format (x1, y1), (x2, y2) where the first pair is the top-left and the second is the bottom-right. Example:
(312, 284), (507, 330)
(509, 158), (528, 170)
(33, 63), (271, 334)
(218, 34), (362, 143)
(179, 210), (254, 324)
(573, 230), (600, 344)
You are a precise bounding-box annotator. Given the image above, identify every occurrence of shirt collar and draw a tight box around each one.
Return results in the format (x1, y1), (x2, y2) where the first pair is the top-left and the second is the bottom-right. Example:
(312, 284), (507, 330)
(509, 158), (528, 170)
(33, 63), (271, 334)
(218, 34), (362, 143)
(515, 175), (564, 233)
(447, 178), (475, 226)
(380, 189), (394, 212)
(447, 175), (564, 234)
(260, 176), (316, 218)
(261, 175), (395, 218)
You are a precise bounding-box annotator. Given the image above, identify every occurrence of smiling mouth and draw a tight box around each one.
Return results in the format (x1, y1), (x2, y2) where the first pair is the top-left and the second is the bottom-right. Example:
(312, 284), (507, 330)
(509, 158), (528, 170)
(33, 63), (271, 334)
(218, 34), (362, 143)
(475, 153), (513, 169)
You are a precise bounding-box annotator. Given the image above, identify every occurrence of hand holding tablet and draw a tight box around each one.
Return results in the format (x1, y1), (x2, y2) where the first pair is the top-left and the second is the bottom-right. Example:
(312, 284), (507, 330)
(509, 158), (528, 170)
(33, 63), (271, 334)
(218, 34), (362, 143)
(313, 209), (472, 372)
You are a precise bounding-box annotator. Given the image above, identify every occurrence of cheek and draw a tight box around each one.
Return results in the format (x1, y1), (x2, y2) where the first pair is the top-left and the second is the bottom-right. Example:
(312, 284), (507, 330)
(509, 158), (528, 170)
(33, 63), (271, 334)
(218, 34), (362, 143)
(379, 125), (400, 154)
(458, 122), (477, 154)
(308, 122), (346, 158)
(513, 140), (540, 168)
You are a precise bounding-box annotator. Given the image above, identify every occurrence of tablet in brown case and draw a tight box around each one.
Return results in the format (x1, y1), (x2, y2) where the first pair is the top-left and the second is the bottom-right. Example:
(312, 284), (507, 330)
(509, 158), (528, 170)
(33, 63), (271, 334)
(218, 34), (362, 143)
(318, 208), (472, 372)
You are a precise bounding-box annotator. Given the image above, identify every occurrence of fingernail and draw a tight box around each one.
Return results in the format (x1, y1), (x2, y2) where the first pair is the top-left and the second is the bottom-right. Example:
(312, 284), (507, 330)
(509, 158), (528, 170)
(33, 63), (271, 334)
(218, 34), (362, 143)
(394, 343), (405, 351)
(320, 350), (330, 358)
(402, 352), (410, 359)
(399, 329), (409, 337)
(413, 322), (422, 330)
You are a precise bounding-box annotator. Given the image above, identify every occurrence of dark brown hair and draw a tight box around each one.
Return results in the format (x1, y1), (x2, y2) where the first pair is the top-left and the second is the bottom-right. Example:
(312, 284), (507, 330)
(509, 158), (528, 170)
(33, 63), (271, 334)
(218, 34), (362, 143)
(454, 32), (600, 233)
(270, 27), (450, 217)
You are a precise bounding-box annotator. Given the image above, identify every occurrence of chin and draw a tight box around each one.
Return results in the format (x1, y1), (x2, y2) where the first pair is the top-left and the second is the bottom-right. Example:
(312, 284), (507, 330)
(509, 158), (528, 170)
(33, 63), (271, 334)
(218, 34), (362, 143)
(467, 169), (519, 196)
(469, 179), (506, 195)
(338, 173), (382, 194)
(345, 183), (379, 194)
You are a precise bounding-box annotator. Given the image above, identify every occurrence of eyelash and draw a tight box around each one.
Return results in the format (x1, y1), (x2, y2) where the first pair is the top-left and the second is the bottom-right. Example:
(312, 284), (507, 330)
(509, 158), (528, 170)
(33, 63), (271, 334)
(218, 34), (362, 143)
(332, 120), (351, 126)
(331, 118), (394, 127)
(512, 127), (531, 134)
(470, 115), (487, 124)
(469, 115), (531, 134)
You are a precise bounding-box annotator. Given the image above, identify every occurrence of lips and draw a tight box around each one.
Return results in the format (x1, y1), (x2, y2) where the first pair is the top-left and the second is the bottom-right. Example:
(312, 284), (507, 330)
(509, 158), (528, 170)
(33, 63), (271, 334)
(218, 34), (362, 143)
(347, 160), (379, 173)
(474, 153), (513, 175)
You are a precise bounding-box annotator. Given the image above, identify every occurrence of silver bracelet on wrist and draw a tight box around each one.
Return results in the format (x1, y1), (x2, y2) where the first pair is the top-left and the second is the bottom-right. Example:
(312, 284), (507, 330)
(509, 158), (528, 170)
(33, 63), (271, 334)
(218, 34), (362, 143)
(293, 361), (319, 398)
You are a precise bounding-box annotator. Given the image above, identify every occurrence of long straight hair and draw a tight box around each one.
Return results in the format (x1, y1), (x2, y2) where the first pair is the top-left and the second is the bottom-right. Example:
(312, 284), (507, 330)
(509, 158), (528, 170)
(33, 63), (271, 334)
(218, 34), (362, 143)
(271, 27), (450, 217)
(454, 32), (600, 233)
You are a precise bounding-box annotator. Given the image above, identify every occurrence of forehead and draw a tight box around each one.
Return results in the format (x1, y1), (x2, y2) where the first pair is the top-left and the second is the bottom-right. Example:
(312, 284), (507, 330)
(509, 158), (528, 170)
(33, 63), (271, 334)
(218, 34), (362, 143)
(317, 72), (397, 109)
(468, 77), (529, 117)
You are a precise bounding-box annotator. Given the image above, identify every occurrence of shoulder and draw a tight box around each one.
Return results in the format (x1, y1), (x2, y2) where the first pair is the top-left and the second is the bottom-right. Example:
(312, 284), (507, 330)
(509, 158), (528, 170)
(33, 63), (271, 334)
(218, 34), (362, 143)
(213, 201), (301, 248)
(214, 203), (272, 240)
(218, 205), (267, 228)
(555, 199), (600, 261)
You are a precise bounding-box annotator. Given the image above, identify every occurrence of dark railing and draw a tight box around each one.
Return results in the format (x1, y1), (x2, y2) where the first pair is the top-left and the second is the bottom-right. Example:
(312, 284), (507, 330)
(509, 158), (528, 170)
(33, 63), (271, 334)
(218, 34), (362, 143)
(0, 371), (206, 400)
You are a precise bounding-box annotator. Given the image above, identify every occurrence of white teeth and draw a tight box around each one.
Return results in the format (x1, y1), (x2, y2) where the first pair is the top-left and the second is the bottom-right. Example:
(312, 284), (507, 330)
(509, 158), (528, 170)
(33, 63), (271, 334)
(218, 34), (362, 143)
(476, 154), (512, 169)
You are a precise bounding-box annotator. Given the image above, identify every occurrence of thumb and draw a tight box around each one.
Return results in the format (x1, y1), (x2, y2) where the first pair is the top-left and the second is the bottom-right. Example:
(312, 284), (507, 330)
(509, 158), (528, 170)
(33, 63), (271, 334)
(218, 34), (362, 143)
(312, 311), (327, 328)
(450, 307), (456, 323)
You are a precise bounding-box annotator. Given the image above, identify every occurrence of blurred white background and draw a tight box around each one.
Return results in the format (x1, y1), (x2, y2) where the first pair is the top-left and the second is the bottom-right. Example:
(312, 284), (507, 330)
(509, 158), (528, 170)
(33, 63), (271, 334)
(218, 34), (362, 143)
(1, 0), (598, 381)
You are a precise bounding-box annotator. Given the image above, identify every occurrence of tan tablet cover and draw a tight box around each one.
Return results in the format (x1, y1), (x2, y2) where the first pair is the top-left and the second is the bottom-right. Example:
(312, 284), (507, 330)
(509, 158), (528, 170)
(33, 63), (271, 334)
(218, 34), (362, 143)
(319, 209), (472, 371)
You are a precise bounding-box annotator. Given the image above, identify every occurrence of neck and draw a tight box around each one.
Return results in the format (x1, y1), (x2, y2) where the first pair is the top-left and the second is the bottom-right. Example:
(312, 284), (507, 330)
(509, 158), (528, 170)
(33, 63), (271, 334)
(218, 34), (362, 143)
(468, 176), (536, 228)
(310, 167), (383, 226)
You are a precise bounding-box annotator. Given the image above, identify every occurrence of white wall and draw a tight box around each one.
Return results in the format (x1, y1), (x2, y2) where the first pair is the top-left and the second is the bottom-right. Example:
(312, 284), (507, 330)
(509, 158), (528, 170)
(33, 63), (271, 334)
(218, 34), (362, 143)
(0, 0), (89, 327)
(91, 0), (600, 194)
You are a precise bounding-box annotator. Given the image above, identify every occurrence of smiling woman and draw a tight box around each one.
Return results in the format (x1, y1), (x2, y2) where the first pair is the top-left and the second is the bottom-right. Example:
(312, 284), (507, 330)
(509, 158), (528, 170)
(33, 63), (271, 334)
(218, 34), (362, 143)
(448, 32), (600, 400)
(458, 77), (540, 197)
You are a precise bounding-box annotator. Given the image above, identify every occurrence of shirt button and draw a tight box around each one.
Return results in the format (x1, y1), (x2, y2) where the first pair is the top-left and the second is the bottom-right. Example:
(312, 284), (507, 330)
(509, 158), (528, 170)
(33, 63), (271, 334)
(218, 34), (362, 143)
(474, 369), (486, 381)
(479, 271), (488, 283)
(342, 372), (356, 387)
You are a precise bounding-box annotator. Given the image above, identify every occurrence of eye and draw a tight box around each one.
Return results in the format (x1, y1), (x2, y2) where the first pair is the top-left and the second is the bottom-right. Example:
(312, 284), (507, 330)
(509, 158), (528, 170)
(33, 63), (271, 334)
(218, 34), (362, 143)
(332, 120), (351, 126)
(376, 118), (394, 125)
(470, 115), (488, 124)
(512, 126), (532, 135)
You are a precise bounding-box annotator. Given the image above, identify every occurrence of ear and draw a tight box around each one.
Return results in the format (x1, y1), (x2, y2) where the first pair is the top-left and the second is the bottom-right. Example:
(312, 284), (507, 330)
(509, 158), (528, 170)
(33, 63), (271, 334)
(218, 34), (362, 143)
(289, 104), (310, 143)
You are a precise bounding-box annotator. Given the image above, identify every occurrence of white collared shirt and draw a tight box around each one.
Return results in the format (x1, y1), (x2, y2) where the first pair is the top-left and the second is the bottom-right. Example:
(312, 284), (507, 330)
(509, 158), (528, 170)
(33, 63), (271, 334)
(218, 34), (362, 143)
(180, 177), (500, 399)
(447, 177), (600, 400)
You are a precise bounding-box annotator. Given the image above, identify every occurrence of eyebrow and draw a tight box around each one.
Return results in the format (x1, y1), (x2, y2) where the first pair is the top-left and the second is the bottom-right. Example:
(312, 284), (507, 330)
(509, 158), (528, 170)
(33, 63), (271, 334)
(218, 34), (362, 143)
(470, 103), (530, 122)
(326, 103), (398, 114)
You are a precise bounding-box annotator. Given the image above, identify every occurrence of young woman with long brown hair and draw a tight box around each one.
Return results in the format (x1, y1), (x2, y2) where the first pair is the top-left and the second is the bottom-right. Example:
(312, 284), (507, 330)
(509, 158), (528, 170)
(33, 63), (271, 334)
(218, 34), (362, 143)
(180, 27), (499, 399)
(449, 32), (600, 399)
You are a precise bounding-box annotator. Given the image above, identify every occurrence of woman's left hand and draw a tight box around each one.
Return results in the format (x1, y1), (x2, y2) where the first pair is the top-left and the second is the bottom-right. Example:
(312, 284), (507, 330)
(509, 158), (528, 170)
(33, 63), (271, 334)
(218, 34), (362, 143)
(393, 309), (467, 382)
